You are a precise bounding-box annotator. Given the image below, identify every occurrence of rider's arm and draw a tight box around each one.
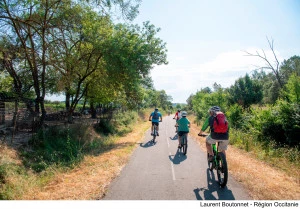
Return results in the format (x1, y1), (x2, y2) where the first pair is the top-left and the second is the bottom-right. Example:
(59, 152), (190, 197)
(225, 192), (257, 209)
(200, 117), (210, 132)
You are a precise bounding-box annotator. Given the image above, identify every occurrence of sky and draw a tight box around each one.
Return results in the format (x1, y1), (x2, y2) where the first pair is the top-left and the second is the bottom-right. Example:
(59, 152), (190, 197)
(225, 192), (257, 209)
(130, 0), (300, 103)
(46, 0), (300, 103)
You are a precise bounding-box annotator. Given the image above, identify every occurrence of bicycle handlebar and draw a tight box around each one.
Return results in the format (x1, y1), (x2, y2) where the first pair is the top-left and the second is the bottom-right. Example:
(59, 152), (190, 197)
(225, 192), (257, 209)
(198, 133), (208, 137)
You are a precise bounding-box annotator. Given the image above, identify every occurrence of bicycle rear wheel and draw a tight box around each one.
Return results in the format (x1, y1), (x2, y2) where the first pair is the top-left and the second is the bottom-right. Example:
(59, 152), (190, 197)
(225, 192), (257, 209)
(207, 147), (217, 171)
(152, 125), (157, 143)
(216, 152), (228, 188)
(207, 153), (213, 171)
(182, 134), (187, 155)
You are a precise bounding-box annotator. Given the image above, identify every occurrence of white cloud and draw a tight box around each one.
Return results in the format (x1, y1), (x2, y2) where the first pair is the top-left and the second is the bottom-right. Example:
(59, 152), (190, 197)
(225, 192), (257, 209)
(151, 48), (284, 103)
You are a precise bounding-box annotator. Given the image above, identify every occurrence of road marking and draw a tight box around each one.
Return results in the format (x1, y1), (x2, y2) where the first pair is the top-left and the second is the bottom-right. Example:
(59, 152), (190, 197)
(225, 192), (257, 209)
(169, 152), (176, 181)
(166, 135), (170, 147)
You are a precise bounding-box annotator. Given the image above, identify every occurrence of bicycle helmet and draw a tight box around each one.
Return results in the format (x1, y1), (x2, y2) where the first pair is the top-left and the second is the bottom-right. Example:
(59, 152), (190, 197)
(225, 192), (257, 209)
(181, 111), (187, 117)
(209, 106), (220, 112)
(155, 108), (158, 111)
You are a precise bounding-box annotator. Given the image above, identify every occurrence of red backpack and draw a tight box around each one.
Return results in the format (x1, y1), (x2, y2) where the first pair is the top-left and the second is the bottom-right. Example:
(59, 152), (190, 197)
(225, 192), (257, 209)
(213, 112), (228, 133)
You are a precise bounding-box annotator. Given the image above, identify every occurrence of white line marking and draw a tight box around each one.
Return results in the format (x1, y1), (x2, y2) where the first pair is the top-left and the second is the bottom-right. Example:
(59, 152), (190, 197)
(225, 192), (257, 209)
(166, 136), (170, 148)
(169, 152), (176, 181)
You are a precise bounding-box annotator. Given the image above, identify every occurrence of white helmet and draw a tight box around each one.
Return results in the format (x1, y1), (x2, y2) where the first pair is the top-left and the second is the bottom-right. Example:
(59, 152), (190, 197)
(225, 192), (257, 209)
(209, 106), (220, 113)
(181, 111), (187, 117)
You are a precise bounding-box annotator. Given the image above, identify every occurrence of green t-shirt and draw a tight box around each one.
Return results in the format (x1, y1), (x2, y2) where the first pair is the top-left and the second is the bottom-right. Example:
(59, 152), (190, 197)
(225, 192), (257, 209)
(177, 117), (190, 132)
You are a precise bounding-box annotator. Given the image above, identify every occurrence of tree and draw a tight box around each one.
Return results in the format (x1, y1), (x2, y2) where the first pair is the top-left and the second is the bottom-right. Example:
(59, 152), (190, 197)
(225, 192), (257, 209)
(0, 0), (145, 124)
(280, 55), (300, 84)
(228, 74), (263, 110)
(244, 37), (284, 88)
(281, 73), (300, 103)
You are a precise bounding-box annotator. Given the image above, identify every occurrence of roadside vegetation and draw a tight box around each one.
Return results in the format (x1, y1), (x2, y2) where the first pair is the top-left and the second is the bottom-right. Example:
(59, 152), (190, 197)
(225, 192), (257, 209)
(0, 0), (299, 201)
(0, 109), (152, 200)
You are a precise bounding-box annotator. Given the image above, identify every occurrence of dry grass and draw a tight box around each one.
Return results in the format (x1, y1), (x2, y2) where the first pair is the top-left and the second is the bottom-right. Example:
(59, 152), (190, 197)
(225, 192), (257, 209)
(189, 119), (300, 200)
(2, 114), (300, 200)
(21, 120), (151, 200)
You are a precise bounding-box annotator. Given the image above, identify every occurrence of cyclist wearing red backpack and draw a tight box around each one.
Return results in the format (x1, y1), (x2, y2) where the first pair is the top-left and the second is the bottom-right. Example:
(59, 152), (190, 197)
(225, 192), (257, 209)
(198, 106), (229, 162)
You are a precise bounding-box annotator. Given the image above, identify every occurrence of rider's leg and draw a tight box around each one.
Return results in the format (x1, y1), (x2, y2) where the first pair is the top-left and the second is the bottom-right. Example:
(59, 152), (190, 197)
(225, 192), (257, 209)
(177, 131), (183, 147)
(206, 135), (215, 161)
(151, 123), (154, 135)
(153, 122), (159, 136)
(206, 142), (213, 155)
(218, 140), (229, 157)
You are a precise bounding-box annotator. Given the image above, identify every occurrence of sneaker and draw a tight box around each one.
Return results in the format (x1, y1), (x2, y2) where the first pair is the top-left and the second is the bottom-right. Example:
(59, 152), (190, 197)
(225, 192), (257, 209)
(157, 132), (159, 136)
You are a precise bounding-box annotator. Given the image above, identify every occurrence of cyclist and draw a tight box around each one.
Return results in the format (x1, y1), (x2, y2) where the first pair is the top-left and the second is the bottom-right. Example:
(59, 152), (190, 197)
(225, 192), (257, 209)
(149, 108), (162, 136)
(176, 111), (190, 148)
(173, 109), (181, 121)
(198, 106), (229, 162)
(173, 109), (182, 132)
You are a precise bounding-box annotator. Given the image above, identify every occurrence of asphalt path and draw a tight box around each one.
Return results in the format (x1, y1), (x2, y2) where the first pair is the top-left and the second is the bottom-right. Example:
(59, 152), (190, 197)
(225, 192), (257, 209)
(103, 115), (251, 200)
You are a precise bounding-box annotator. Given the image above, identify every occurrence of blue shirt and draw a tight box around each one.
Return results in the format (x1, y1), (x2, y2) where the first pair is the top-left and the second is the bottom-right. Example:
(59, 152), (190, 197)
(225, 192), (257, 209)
(150, 111), (162, 123)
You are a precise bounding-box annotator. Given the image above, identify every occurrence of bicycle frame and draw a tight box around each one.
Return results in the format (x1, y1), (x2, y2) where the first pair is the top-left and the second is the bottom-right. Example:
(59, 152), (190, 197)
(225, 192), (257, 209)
(199, 133), (228, 188)
(179, 133), (188, 155)
(210, 142), (228, 188)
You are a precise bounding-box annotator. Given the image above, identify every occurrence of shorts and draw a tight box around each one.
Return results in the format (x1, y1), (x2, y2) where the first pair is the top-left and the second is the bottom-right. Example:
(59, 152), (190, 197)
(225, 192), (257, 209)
(178, 131), (188, 137)
(206, 135), (229, 152)
(152, 122), (159, 126)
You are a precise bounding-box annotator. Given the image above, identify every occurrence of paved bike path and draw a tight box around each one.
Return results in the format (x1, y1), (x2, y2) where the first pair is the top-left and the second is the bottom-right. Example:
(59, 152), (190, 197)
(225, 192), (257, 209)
(103, 115), (251, 200)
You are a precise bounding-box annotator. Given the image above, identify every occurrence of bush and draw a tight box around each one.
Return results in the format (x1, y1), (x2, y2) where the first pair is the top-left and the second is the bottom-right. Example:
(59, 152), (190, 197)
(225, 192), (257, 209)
(249, 101), (300, 147)
(226, 104), (244, 129)
(22, 125), (87, 172)
(95, 111), (138, 136)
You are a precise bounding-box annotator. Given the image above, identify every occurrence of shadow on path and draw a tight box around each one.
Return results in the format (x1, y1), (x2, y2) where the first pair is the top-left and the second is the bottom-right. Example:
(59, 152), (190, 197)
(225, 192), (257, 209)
(193, 169), (235, 200)
(169, 149), (187, 164)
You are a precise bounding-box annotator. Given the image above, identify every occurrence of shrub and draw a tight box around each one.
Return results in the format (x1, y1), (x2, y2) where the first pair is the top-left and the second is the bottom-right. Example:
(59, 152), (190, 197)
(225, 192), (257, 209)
(22, 125), (87, 172)
(226, 104), (244, 129)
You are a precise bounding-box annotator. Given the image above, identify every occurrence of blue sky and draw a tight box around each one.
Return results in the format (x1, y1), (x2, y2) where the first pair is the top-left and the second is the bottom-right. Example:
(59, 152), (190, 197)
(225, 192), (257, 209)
(131, 0), (300, 103)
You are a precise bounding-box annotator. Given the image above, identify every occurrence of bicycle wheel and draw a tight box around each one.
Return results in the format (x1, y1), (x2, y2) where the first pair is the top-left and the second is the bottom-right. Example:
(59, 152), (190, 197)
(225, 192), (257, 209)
(216, 152), (228, 188)
(207, 153), (213, 171)
(182, 134), (187, 155)
(151, 125), (156, 143)
(207, 147), (216, 171)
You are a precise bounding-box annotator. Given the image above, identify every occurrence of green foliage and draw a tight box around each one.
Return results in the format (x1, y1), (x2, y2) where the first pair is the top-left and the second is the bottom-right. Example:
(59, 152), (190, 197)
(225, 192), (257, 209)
(281, 73), (300, 103)
(22, 126), (87, 172)
(228, 74), (263, 109)
(276, 100), (300, 146)
(246, 101), (300, 147)
(192, 86), (228, 121)
(280, 55), (300, 82)
(226, 104), (244, 129)
(95, 111), (138, 136)
(252, 107), (286, 144)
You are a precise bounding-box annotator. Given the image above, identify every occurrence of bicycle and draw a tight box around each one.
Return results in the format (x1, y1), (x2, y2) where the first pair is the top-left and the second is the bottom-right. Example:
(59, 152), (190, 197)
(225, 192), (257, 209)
(178, 132), (188, 155)
(198, 133), (228, 188)
(173, 118), (178, 133)
(149, 120), (161, 143)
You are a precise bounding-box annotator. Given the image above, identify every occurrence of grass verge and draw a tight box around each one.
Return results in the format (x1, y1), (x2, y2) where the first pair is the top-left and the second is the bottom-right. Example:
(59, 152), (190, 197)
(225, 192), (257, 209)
(189, 115), (300, 200)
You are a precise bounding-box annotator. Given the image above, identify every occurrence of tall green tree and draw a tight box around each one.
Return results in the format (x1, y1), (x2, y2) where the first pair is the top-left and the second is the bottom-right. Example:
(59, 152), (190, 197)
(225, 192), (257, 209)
(281, 73), (300, 103)
(228, 74), (263, 109)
